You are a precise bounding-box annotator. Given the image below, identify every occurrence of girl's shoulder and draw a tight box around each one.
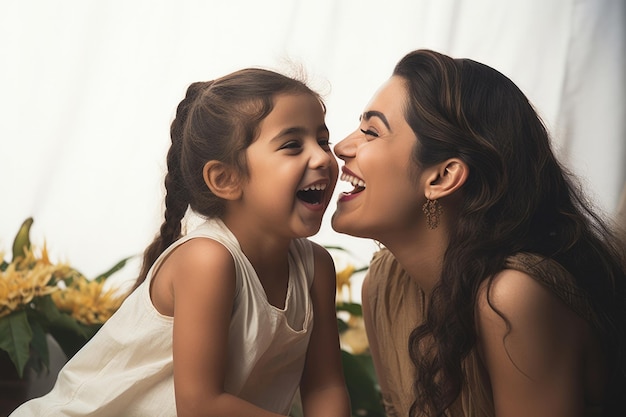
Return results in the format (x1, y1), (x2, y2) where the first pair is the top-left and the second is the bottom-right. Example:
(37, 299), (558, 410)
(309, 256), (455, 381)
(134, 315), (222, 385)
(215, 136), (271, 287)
(149, 221), (239, 317)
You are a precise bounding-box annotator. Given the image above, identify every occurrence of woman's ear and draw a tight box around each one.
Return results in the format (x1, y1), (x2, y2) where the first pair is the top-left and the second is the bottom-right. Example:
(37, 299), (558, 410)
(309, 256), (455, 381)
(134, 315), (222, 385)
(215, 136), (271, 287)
(424, 158), (469, 199)
(203, 160), (243, 200)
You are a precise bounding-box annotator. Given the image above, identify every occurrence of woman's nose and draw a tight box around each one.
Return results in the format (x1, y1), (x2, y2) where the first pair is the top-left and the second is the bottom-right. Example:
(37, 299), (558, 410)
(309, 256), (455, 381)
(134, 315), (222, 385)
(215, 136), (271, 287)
(333, 131), (359, 160)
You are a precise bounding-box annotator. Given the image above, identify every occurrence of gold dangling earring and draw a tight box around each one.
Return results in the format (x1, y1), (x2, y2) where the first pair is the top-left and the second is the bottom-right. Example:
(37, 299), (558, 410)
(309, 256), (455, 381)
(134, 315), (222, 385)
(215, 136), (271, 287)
(422, 197), (443, 229)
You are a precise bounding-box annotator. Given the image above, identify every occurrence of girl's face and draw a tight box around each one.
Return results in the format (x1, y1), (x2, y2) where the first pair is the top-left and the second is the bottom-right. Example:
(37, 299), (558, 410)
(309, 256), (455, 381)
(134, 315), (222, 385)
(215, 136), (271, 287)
(238, 93), (338, 240)
(332, 76), (425, 243)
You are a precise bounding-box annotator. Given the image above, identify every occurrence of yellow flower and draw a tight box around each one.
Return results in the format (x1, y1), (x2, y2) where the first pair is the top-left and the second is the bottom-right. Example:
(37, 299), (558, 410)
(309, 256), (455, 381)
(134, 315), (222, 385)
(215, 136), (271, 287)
(336, 264), (355, 304)
(2, 218), (131, 378)
(0, 250), (60, 318)
(340, 315), (369, 355)
(52, 277), (125, 325)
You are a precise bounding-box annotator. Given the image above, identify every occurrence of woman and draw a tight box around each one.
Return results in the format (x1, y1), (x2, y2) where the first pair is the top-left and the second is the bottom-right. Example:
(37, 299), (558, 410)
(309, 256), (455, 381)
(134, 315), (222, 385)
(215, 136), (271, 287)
(332, 49), (626, 417)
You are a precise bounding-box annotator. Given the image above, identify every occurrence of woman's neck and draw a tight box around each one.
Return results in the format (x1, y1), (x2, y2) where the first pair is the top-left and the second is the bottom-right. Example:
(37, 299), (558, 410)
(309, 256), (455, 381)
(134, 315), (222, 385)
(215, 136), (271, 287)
(381, 228), (448, 296)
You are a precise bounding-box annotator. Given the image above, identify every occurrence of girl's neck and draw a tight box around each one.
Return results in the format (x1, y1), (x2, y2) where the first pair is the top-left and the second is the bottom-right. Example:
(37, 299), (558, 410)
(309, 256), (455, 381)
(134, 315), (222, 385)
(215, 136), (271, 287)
(221, 215), (292, 309)
(221, 214), (292, 260)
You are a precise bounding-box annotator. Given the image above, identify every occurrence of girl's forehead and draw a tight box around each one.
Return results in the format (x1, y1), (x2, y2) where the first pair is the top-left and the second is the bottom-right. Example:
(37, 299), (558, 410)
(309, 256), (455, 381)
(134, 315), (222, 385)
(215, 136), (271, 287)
(268, 93), (326, 121)
(257, 93), (327, 139)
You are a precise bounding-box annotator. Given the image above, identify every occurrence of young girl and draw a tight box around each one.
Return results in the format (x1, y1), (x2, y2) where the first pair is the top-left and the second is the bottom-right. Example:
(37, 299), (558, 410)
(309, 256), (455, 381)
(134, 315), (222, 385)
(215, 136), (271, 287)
(11, 68), (350, 417)
(332, 49), (626, 416)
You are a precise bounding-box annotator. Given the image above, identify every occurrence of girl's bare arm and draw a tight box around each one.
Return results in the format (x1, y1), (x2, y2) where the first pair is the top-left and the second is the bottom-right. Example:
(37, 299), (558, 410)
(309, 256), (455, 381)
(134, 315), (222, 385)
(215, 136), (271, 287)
(166, 238), (287, 417)
(300, 243), (351, 417)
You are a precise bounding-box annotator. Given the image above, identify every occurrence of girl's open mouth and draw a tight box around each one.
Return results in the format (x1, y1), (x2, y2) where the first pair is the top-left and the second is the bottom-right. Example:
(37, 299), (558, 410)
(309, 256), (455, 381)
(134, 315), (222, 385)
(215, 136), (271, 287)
(297, 183), (327, 205)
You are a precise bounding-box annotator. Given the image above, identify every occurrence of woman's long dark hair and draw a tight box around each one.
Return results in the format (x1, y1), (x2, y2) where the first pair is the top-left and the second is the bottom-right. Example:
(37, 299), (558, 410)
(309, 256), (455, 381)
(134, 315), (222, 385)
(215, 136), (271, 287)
(395, 49), (626, 416)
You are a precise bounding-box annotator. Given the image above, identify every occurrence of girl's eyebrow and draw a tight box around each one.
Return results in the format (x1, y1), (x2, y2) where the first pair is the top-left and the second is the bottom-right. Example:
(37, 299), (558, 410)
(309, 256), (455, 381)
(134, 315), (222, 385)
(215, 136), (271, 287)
(360, 110), (391, 131)
(271, 124), (328, 142)
(271, 126), (307, 141)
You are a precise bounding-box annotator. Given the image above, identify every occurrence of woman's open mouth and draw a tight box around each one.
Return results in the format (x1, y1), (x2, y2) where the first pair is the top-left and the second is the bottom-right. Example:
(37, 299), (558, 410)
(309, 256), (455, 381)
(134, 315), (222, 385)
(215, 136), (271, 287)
(340, 171), (366, 197)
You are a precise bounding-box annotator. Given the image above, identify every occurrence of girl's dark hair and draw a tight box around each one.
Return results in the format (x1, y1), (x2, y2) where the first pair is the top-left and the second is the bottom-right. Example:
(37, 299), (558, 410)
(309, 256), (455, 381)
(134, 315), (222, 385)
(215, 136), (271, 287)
(394, 49), (626, 416)
(134, 68), (322, 288)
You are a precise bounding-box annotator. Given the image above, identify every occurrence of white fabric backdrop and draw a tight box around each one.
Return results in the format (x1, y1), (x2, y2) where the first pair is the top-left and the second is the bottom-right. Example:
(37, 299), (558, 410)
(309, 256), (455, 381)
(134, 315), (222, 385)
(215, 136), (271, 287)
(1, 0), (624, 295)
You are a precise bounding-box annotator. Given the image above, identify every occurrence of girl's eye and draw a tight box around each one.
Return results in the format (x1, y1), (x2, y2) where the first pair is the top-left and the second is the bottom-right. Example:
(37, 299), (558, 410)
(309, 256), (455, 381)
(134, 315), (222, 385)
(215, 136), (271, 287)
(280, 140), (302, 150)
(360, 128), (379, 138)
(318, 138), (332, 150)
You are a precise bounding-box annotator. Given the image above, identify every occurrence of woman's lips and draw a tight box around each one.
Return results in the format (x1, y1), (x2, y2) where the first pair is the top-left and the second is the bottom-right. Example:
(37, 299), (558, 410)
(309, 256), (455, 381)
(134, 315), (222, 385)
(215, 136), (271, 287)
(338, 167), (366, 202)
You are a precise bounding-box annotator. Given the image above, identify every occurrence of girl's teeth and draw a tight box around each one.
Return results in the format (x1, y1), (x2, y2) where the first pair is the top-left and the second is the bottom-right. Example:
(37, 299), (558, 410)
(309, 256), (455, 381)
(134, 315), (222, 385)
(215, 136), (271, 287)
(301, 183), (327, 191)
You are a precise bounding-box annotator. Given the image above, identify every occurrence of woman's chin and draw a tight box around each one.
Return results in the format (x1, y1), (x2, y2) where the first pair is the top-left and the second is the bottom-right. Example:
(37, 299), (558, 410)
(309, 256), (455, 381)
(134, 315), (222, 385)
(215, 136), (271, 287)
(331, 211), (368, 238)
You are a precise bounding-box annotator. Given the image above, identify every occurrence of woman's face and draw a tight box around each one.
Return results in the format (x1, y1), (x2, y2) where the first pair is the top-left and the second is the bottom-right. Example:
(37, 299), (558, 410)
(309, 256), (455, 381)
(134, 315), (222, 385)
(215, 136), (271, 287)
(331, 76), (426, 242)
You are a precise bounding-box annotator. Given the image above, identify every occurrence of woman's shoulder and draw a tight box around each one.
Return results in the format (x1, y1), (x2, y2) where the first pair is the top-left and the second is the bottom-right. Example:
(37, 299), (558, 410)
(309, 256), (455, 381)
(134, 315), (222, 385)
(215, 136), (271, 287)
(474, 256), (602, 414)
(475, 256), (592, 368)
(476, 266), (565, 325)
(477, 253), (590, 324)
(502, 252), (598, 324)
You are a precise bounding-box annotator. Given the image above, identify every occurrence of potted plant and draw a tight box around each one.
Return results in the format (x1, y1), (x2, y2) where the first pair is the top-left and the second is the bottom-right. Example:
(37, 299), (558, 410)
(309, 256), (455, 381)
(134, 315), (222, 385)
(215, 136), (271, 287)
(0, 218), (130, 414)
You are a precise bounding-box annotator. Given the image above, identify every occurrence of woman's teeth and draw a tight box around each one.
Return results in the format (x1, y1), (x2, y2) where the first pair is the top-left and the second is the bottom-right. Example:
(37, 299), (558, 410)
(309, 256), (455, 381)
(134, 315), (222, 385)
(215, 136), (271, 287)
(340, 173), (366, 195)
(341, 173), (366, 189)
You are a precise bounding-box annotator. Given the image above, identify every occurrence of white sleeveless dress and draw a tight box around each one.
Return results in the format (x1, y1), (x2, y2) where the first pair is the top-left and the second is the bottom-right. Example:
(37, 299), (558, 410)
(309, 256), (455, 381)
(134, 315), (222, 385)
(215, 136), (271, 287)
(10, 218), (315, 416)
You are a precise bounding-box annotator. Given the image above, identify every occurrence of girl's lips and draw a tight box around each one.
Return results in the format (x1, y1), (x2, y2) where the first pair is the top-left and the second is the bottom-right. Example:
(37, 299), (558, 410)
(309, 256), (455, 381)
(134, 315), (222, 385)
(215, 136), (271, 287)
(299, 199), (327, 211)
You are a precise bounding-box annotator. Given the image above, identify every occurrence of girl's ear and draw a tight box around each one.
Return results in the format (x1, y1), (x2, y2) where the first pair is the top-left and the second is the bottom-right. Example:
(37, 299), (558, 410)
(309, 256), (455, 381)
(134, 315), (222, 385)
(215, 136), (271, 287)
(424, 158), (469, 199)
(203, 160), (243, 200)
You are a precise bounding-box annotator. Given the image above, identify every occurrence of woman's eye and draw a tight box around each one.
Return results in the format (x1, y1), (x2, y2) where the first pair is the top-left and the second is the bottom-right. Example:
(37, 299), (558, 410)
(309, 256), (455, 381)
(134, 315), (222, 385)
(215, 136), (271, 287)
(360, 128), (379, 138)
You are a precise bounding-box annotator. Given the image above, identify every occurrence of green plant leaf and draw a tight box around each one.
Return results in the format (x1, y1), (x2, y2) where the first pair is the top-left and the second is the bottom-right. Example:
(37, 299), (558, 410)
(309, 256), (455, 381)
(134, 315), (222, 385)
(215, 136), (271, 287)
(337, 318), (349, 333)
(350, 352), (379, 388)
(94, 255), (135, 282)
(11, 217), (33, 262)
(336, 302), (363, 316)
(53, 267), (84, 287)
(31, 295), (87, 338)
(341, 350), (385, 417)
(0, 310), (33, 378)
(28, 320), (50, 375)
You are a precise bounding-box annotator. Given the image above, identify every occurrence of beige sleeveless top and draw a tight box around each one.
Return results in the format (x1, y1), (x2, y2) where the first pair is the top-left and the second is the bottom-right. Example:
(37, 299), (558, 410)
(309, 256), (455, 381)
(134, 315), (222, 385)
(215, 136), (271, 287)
(11, 218), (314, 416)
(362, 248), (603, 417)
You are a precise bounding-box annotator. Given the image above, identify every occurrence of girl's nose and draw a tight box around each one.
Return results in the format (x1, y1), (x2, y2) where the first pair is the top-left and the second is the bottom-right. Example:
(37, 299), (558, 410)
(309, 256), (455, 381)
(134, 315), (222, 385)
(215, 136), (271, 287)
(310, 144), (335, 170)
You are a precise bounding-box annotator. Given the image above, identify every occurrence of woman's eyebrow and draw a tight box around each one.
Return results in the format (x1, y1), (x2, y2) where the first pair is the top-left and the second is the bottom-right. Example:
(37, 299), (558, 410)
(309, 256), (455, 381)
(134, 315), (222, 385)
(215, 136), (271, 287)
(361, 110), (391, 131)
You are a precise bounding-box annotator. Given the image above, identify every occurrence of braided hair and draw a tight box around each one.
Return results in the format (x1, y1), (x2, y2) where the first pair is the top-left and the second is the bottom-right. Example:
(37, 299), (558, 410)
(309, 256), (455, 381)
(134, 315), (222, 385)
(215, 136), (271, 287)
(134, 68), (322, 288)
